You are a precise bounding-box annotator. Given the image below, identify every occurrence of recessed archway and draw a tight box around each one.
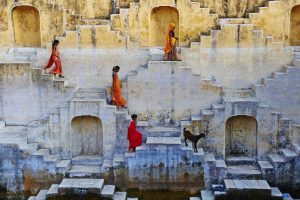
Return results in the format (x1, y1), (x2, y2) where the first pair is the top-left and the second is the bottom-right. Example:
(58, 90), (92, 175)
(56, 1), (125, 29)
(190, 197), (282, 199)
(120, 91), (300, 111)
(71, 116), (103, 157)
(150, 6), (179, 47)
(225, 115), (257, 157)
(12, 6), (41, 47)
(290, 5), (300, 46)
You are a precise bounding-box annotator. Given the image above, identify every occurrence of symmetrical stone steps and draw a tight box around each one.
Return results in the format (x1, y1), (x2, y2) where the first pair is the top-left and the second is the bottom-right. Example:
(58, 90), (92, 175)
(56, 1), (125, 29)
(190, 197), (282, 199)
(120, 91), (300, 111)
(28, 178), (134, 200)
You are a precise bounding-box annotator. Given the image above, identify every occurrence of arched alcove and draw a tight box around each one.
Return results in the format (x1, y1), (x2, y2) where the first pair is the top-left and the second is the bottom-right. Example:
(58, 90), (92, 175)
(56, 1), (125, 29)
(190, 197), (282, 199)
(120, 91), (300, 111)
(290, 5), (300, 46)
(12, 6), (41, 47)
(71, 116), (103, 156)
(225, 115), (257, 157)
(150, 6), (179, 47)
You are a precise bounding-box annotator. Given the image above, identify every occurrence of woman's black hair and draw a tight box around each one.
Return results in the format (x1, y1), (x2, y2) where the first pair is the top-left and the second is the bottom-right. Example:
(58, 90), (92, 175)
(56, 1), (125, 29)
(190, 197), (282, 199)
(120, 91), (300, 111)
(112, 66), (120, 71)
(52, 39), (59, 49)
(131, 114), (137, 119)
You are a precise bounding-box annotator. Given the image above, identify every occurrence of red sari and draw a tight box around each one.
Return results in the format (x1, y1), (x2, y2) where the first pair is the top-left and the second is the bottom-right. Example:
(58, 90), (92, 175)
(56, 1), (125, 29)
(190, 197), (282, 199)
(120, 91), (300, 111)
(44, 47), (62, 75)
(127, 120), (142, 150)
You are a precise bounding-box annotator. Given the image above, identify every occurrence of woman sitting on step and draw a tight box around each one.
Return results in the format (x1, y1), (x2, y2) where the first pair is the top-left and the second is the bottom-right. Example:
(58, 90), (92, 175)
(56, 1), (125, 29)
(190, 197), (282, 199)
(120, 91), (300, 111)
(164, 23), (181, 61)
(112, 66), (127, 108)
(44, 39), (64, 78)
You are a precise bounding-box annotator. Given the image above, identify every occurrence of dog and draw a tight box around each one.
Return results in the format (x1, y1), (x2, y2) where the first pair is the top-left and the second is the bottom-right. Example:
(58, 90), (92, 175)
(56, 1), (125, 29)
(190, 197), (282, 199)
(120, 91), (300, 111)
(183, 128), (206, 153)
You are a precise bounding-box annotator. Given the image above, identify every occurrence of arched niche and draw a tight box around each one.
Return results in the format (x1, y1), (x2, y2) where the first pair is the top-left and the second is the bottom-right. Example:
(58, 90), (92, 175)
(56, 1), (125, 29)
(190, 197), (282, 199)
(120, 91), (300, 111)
(225, 115), (257, 158)
(290, 5), (300, 46)
(150, 6), (179, 47)
(71, 115), (103, 157)
(12, 6), (41, 47)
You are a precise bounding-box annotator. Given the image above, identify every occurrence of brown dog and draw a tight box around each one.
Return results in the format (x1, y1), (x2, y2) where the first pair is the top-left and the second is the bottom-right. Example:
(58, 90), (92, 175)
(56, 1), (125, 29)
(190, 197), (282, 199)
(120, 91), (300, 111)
(183, 128), (206, 153)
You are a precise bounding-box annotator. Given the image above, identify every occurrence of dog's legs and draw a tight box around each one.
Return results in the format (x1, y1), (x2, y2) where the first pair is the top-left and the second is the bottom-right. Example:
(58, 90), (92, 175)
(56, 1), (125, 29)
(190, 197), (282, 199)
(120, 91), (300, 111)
(193, 143), (198, 153)
(185, 139), (188, 147)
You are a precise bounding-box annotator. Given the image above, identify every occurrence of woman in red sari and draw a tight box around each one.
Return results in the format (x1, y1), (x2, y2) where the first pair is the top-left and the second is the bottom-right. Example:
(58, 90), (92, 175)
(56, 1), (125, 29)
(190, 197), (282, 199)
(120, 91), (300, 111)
(44, 40), (64, 77)
(112, 66), (127, 108)
(127, 114), (142, 152)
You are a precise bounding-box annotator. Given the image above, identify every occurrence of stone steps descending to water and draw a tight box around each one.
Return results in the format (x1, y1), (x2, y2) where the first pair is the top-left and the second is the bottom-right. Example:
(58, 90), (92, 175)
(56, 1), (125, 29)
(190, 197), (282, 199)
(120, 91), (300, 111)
(224, 179), (271, 197)
(271, 187), (283, 200)
(35, 189), (48, 200)
(58, 178), (104, 195)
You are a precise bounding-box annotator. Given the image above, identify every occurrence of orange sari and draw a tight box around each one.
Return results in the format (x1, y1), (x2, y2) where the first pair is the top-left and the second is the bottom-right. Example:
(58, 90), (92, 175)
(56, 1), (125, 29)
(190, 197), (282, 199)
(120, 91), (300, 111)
(112, 72), (126, 107)
(45, 47), (62, 75)
(164, 23), (178, 61)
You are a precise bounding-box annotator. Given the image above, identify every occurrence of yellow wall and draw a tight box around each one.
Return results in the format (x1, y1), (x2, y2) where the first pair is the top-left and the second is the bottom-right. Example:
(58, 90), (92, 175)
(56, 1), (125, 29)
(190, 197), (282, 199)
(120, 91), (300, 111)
(12, 6), (41, 47)
(150, 6), (179, 47)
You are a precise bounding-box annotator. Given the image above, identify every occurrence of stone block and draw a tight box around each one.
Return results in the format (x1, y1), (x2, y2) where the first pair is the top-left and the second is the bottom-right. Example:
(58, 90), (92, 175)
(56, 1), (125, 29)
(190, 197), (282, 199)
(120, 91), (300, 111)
(56, 160), (71, 174)
(271, 187), (283, 200)
(113, 191), (127, 200)
(58, 178), (104, 195)
(35, 190), (48, 200)
(46, 184), (59, 198)
(201, 190), (214, 200)
(101, 185), (116, 198)
(71, 155), (103, 166)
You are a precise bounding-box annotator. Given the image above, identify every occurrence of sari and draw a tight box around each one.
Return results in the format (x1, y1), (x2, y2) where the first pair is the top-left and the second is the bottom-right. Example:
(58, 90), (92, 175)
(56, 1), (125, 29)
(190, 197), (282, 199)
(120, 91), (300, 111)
(128, 120), (142, 150)
(164, 23), (178, 61)
(44, 47), (63, 75)
(112, 72), (126, 107)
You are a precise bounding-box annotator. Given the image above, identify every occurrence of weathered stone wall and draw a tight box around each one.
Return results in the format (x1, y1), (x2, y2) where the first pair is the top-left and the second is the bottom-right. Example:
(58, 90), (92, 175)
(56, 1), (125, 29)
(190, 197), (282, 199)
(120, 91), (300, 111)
(126, 61), (222, 123)
(255, 66), (300, 124)
(0, 63), (74, 125)
(198, 0), (268, 17)
(182, 47), (293, 88)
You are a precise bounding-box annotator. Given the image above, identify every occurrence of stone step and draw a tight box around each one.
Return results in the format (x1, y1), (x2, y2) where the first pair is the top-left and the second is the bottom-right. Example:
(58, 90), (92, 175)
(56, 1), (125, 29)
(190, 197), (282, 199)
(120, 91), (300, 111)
(101, 185), (116, 198)
(19, 142), (39, 154)
(271, 187), (283, 200)
(113, 192), (127, 200)
(227, 165), (262, 179)
(279, 149), (298, 161)
(71, 155), (103, 166)
(189, 197), (201, 200)
(224, 179), (271, 195)
(56, 160), (71, 174)
(147, 127), (181, 137)
(58, 178), (104, 195)
(67, 165), (102, 178)
(35, 189), (48, 200)
(113, 154), (126, 167)
(146, 136), (181, 145)
(201, 190), (214, 200)
(46, 184), (59, 198)
(258, 161), (274, 171)
(44, 155), (60, 164)
(149, 48), (164, 61)
(214, 191), (227, 199)
(292, 142), (300, 154)
(28, 196), (36, 200)
(226, 156), (257, 165)
(101, 159), (113, 172)
(32, 149), (50, 159)
(268, 154), (286, 165)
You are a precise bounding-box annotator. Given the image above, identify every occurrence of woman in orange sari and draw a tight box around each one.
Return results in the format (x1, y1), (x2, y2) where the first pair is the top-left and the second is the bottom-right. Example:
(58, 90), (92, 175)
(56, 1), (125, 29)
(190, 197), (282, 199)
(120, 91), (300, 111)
(112, 66), (127, 108)
(44, 40), (64, 77)
(164, 23), (180, 61)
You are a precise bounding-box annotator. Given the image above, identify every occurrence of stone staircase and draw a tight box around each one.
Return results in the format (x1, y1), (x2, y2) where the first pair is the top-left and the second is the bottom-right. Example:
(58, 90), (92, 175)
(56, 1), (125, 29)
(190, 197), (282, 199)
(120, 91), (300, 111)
(27, 178), (134, 200)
